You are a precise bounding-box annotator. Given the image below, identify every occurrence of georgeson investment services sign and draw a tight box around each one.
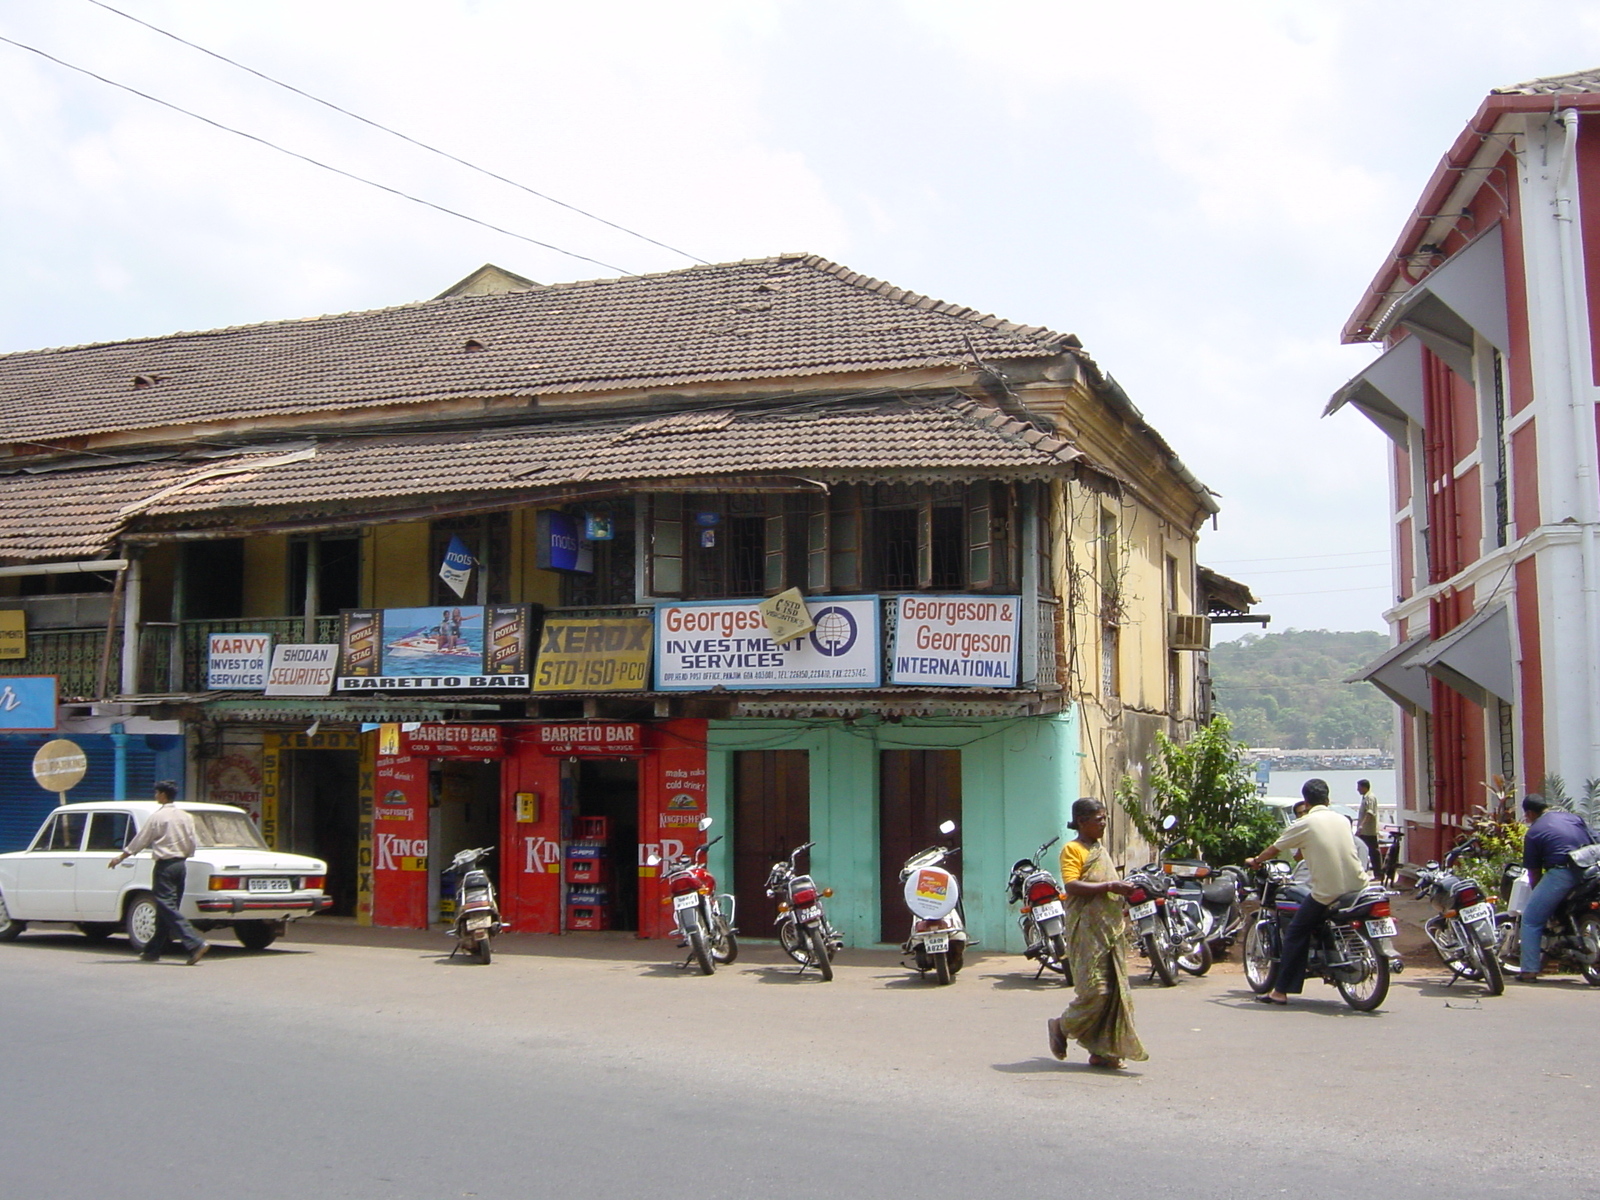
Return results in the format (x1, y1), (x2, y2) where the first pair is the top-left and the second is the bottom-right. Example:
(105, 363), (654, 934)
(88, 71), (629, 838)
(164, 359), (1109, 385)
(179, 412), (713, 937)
(654, 597), (881, 691)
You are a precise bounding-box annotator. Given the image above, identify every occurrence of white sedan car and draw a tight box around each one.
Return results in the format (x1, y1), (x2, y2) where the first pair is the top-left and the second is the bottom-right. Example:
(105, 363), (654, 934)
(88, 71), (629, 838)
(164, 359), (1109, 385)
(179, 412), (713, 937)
(0, 800), (331, 951)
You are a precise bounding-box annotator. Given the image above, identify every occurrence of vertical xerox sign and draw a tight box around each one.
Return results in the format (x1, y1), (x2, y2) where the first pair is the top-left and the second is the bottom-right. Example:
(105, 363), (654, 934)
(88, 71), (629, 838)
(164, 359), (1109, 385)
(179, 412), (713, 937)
(889, 596), (1021, 688)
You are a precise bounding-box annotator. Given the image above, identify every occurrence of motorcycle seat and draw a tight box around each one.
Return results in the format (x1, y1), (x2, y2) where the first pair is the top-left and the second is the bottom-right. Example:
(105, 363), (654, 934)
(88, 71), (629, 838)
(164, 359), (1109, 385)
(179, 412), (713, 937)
(1201, 880), (1237, 905)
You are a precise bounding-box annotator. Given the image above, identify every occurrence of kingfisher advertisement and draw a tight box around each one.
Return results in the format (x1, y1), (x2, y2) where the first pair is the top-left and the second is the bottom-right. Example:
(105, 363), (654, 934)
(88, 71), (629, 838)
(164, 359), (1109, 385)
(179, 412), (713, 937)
(654, 596), (880, 691)
(337, 606), (531, 691)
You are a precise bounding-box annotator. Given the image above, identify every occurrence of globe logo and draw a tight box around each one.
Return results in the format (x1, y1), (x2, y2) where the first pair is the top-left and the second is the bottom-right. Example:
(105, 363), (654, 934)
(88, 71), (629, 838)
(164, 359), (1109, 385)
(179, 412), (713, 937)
(808, 606), (858, 657)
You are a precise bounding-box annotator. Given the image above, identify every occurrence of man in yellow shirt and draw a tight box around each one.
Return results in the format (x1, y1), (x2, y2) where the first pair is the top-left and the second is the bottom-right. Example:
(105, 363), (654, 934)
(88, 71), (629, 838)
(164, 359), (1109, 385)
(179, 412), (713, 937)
(1245, 778), (1370, 1005)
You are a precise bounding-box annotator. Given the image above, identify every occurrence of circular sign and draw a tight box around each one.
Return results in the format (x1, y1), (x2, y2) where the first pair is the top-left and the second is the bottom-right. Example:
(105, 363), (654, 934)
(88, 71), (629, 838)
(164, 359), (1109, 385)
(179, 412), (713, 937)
(32, 738), (88, 794)
(903, 865), (960, 920)
(808, 606), (858, 657)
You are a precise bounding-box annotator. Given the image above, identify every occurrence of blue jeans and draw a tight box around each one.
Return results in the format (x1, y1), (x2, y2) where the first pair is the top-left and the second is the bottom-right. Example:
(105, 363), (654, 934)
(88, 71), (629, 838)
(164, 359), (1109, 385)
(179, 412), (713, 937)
(1520, 866), (1579, 975)
(144, 857), (205, 958)
(1269, 896), (1331, 995)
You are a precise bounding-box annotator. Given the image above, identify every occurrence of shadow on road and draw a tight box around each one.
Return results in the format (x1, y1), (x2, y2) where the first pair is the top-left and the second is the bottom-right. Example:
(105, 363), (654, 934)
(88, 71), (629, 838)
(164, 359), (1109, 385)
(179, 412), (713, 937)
(991, 1056), (1144, 1078)
(978, 969), (1071, 991)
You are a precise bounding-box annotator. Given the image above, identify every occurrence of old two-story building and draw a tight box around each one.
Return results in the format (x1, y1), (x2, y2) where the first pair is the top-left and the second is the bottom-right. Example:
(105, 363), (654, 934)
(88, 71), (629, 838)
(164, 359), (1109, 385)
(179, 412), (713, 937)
(1332, 70), (1600, 857)
(0, 254), (1237, 949)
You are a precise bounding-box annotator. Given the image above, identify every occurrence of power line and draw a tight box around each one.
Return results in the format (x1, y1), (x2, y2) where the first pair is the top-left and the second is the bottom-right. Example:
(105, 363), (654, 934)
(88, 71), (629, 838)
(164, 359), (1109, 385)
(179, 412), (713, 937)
(1252, 584), (1392, 597)
(85, 0), (709, 267)
(1207, 549), (1388, 565)
(1236, 560), (1390, 578)
(0, 32), (637, 278)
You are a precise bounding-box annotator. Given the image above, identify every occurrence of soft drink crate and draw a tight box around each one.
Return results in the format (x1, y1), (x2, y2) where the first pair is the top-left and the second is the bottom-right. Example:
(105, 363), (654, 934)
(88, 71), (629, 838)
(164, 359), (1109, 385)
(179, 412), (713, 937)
(567, 888), (609, 906)
(575, 816), (609, 841)
(566, 858), (603, 884)
(567, 904), (610, 931)
(565, 841), (605, 860)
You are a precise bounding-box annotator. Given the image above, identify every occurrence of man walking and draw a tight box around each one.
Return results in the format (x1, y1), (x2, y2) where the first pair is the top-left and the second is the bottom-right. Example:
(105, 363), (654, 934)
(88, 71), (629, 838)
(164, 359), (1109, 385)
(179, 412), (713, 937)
(1355, 779), (1382, 875)
(109, 781), (210, 965)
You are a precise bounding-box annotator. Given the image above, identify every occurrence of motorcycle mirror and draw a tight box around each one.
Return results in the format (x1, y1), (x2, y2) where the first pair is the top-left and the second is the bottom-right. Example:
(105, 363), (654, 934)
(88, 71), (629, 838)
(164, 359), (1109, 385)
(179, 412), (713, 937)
(698, 816), (714, 831)
(938, 820), (957, 836)
(645, 853), (661, 867)
(1160, 814), (1178, 832)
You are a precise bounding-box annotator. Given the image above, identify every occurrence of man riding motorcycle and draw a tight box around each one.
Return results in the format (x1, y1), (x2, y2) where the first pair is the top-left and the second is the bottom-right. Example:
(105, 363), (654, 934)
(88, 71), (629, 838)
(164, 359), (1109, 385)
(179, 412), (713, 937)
(1516, 793), (1597, 983)
(1245, 778), (1371, 1006)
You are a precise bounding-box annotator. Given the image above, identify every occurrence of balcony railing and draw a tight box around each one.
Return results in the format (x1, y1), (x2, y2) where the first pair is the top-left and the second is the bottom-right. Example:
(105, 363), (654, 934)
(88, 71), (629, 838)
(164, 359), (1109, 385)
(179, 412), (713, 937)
(12, 629), (112, 701)
(178, 617), (342, 692)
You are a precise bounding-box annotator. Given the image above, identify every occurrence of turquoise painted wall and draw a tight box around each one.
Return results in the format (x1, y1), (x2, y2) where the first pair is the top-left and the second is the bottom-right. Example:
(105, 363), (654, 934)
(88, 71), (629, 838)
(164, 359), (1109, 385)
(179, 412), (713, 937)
(704, 712), (1078, 953)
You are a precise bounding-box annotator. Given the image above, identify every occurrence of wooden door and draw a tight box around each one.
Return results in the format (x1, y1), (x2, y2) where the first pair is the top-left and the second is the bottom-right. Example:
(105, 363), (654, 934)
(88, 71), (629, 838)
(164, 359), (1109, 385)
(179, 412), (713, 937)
(879, 749), (962, 941)
(732, 750), (811, 938)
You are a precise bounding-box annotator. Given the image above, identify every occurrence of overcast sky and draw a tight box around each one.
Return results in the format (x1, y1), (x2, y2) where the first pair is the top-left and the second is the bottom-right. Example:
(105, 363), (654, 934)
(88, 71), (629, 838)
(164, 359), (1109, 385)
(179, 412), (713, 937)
(4, 1), (1598, 636)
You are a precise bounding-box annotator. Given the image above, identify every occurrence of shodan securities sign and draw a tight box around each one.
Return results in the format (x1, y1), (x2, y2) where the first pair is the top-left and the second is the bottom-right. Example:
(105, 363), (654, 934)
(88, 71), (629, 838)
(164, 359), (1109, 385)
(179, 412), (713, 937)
(889, 596), (1020, 687)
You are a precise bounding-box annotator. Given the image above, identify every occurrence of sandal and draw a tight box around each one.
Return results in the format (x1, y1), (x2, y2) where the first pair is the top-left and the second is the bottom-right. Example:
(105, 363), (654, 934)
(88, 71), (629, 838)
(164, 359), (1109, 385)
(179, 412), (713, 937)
(1087, 1054), (1123, 1069)
(1255, 992), (1288, 1005)
(1046, 1018), (1068, 1061)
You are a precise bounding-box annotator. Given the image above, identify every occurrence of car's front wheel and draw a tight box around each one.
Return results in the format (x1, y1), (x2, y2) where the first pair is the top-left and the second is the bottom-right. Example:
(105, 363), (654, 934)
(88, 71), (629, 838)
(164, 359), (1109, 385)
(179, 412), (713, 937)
(124, 893), (160, 954)
(0, 892), (25, 941)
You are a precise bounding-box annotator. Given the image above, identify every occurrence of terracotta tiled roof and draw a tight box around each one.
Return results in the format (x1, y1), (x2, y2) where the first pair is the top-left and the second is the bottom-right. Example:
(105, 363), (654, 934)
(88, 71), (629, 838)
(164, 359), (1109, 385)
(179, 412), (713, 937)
(0, 255), (1071, 444)
(0, 398), (1081, 560)
(1493, 69), (1600, 96)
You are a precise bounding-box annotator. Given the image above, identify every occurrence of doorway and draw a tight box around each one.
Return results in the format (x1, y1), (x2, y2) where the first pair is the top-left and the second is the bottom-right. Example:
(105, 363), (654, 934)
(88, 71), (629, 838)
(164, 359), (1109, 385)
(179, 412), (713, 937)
(280, 748), (361, 916)
(431, 760), (501, 924)
(573, 759), (639, 931)
(878, 749), (962, 942)
(733, 750), (810, 938)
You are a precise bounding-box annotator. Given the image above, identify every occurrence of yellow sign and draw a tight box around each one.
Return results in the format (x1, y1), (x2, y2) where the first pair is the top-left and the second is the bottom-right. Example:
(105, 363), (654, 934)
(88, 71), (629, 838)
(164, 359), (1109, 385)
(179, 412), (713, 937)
(378, 723), (400, 756)
(398, 856), (428, 872)
(533, 616), (652, 693)
(32, 738), (87, 795)
(759, 587), (815, 645)
(515, 791), (540, 823)
(0, 610), (25, 660)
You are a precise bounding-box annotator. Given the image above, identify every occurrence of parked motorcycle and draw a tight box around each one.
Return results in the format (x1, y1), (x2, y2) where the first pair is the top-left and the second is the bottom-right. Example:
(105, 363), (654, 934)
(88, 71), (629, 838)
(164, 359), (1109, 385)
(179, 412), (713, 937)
(1162, 858), (1247, 955)
(1242, 860), (1396, 1010)
(446, 846), (504, 963)
(1414, 860), (1503, 995)
(1006, 836), (1071, 984)
(1124, 859), (1212, 985)
(765, 841), (841, 980)
(655, 817), (738, 975)
(900, 820), (969, 985)
(1493, 845), (1600, 985)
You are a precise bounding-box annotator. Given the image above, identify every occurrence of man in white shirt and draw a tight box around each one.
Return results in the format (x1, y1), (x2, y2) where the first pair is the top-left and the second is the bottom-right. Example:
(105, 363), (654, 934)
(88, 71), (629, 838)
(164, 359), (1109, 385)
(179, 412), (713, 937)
(1246, 778), (1370, 1005)
(109, 781), (210, 965)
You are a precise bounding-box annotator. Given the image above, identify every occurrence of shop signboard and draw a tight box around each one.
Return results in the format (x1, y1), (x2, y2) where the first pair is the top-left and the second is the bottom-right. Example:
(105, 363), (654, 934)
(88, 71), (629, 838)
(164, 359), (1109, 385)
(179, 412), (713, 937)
(336, 605), (532, 691)
(0, 675), (57, 731)
(532, 615), (652, 693)
(536, 511), (593, 573)
(402, 724), (504, 758)
(207, 633), (271, 690)
(889, 595), (1021, 688)
(654, 596), (880, 691)
(265, 644), (338, 696)
(532, 721), (642, 756)
(0, 610), (26, 659)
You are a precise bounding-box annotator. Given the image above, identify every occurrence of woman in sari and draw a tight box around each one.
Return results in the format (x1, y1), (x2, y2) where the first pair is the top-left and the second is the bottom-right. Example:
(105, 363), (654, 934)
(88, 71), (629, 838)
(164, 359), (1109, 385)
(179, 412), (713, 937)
(1046, 798), (1147, 1069)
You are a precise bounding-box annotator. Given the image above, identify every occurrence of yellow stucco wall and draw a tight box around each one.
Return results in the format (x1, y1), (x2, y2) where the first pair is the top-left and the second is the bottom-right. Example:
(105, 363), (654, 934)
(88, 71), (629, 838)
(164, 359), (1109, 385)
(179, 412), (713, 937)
(242, 535), (289, 616)
(367, 522), (431, 608)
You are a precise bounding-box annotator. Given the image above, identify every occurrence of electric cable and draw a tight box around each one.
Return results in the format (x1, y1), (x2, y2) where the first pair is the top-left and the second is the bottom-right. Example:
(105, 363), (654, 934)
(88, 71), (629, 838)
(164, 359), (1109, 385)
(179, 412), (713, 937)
(0, 32), (638, 277)
(84, 0), (709, 266)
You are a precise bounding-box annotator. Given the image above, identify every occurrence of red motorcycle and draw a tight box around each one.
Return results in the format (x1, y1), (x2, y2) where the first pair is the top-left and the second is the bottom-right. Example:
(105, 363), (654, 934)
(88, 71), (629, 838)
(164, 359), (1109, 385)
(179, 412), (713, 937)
(656, 817), (739, 975)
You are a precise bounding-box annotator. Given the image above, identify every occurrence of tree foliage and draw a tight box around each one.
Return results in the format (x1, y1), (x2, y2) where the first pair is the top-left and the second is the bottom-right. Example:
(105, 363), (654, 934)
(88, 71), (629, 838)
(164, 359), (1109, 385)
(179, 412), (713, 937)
(1209, 629), (1394, 750)
(1118, 715), (1282, 867)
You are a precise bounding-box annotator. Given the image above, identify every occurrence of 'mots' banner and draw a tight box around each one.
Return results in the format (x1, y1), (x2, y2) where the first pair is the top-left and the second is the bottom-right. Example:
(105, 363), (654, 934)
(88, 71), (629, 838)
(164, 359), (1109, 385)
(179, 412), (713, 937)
(654, 597), (880, 691)
(889, 595), (1020, 688)
(533, 616), (652, 693)
(337, 606), (532, 691)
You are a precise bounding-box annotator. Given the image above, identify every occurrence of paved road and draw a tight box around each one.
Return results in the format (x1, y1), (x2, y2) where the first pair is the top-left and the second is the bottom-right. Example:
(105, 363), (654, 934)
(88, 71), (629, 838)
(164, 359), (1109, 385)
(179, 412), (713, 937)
(2, 927), (1595, 1199)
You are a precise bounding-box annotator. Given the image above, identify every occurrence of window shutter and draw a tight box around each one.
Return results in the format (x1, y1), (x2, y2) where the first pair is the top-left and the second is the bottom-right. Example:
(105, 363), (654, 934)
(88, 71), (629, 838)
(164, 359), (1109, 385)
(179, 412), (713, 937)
(967, 482), (994, 589)
(806, 496), (830, 593)
(648, 494), (683, 596)
(764, 496), (787, 595)
(830, 486), (862, 591)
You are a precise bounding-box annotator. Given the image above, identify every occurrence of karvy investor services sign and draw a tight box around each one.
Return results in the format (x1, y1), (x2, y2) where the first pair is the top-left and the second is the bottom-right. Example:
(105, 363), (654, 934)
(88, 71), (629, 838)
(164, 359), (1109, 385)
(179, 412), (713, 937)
(654, 597), (880, 691)
(889, 596), (1020, 688)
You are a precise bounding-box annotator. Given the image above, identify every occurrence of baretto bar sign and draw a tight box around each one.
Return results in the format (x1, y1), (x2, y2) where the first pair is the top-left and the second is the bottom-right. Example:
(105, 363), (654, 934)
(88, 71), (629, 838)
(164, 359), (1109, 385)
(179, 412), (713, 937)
(403, 724), (503, 758)
(533, 722), (641, 756)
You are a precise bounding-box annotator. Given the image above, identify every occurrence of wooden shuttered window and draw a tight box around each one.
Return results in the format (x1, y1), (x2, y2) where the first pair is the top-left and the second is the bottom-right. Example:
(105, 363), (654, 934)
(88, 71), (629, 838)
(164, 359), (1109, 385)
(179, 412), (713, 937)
(763, 495), (787, 595)
(806, 495), (830, 593)
(830, 485), (863, 592)
(648, 493), (684, 596)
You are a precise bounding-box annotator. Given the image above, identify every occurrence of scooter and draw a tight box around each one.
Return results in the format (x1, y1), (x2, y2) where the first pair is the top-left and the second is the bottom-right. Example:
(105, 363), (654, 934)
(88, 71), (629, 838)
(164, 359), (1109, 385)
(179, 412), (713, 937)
(765, 841), (842, 980)
(1242, 860), (1397, 1010)
(654, 817), (739, 975)
(900, 820), (970, 985)
(446, 846), (505, 963)
(1493, 846), (1600, 985)
(1006, 836), (1071, 984)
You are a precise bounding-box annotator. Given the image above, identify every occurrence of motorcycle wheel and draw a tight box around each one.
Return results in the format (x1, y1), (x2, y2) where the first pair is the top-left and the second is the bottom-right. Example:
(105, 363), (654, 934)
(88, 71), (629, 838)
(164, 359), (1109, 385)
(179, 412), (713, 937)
(688, 927), (714, 975)
(1143, 931), (1178, 987)
(1578, 914), (1600, 987)
(711, 917), (739, 965)
(1334, 930), (1390, 1011)
(1473, 935), (1504, 995)
(933, 950), (952, 985)
(948, 940), (965, 976)
(807, 923), (833, 981)
(1494, 914), (1521, 974)
(1242, 919), (1274, 994)
(777, 920), (808, 965)
(1048, 933), (1072, 984)
(1176, 935), (1213, 977)
(476, 935), (493, 965)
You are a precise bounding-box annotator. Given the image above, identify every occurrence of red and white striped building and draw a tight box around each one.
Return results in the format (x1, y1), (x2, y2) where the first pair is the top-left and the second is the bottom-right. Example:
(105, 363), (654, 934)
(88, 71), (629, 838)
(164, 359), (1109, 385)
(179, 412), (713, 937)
(1332, 70), (1600, 858)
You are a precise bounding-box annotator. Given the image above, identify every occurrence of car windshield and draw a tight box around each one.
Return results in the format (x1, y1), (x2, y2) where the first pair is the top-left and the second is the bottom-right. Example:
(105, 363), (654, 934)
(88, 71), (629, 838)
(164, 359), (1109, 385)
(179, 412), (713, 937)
(188, 810), (268, 849)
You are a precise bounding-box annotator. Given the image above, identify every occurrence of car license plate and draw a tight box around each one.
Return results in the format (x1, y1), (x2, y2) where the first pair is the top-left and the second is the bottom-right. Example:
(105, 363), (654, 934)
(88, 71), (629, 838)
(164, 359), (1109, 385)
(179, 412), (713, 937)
(1031, 901), (1064, 921)
(673, 892), (699, 911)
(1365, 918), (1398, 938)
(1128, 901), (1157, 920)
(923, 933), (949, 954)
(1459, 902), (1491, 923)
(797, 906), (822, 922)
(246, 877), (292, 893)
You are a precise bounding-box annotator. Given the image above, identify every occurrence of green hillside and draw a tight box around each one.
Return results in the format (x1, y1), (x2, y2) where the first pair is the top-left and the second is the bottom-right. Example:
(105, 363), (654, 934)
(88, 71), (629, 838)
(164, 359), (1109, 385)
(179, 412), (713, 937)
(1209, 629), (1394, 751)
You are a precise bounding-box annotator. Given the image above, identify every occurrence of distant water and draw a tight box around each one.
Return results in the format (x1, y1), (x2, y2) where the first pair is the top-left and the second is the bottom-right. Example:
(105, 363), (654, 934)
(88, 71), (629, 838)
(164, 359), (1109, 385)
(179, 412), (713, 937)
(1266, 769), (1396, 809)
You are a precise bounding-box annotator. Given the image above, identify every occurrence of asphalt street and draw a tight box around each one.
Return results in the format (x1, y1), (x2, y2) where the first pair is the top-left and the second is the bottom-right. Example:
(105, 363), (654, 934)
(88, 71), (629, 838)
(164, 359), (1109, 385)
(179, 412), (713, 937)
(2, 925), (1595, 1200)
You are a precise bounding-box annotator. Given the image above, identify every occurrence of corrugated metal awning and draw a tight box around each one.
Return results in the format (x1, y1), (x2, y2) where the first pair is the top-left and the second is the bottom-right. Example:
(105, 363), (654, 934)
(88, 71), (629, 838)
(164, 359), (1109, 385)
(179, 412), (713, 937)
(202, 698), (501, 723)
(1325, 336), (1425, 444)
(1347, 633), (1434, 715)
(1413, 604), (1516, 706)
(1373, 225), (1509, 382)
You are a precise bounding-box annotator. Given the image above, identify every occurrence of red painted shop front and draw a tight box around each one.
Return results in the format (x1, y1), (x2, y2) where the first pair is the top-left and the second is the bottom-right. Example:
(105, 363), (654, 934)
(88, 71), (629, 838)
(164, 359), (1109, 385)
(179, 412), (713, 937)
(370, 719), (708, 936)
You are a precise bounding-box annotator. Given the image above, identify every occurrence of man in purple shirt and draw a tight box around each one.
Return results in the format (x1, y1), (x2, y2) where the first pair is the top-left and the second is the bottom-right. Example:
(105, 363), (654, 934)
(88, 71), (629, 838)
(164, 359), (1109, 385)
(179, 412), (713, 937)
(1517, 794), (1596, 982)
